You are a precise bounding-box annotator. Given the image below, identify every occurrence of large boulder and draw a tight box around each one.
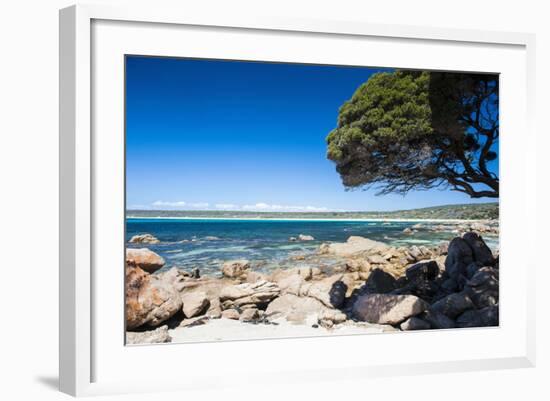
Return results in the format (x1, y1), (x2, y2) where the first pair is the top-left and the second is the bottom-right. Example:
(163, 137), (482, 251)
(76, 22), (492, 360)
(444, 237), (473, 280)
(320, 236), (389, 257)
(126, 325), (171, 344)
(361, 268), (397, 294)
(430, 292), (474, 319)
(406, 260), (440, 282)
(219, 280), (280, 309)
(352, 294), (428, 325)
(181, 291), (210, 318)
(125, 266), (182, 329)
(462, 232), (495, 266)
(422, 310), (455, 329)
(221, 260), (250, 279)
(298, 274), (347, 308)
(266, 294), (336, 325)
(129, 233), (160, 244)
(126, 248), (165, 273)
(456, 305), (499, 328)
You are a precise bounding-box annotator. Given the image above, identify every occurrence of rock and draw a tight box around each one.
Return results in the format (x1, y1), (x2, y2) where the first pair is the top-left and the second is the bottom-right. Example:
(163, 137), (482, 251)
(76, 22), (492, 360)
(456, 305), (499, 328)
(126, 326), (171, 344)
(361, 268), (397, 294)
(179, 315), (210, 328)
(445, 237), (474, 280)
(346, 259), (371, 273)
(289, 236), (297, 242)
(462, 232), (495, 266)
(299, 275), (347, 308)
(321, 236), (389, 257)
(205, 297), (222, 319)
(298, 234), (315, 241)
(129, 233), (160, 244)
(430, 292), (475, 319)
(125, 266), (182, 329)
(265, 294), (332, 324)
(204, 236), (220, 240)
(221, 309), (240, 320)
(298, 267), (313, 280)
(400, 316), (431, 331)
(366, 254), (388, 264)
(352, 294), (428, 325)
(466, 262), (484, 279)
(126, 248), (166, 273)
(221, 259), (250, 278)
(405, 260), (439, 282)
(240, 308), (260, 322)
(422, 310), (455, 329)
(463, 267), (499, 308)
(403, 228), (413, 234)
(245, 271), (267, 283)
(220, 280), (280, 309)
(190, 267), (200, 279)
(157, 267), (187, 292)
(408, 245), (423, 260)
(278, 274), (304, 296)
(181, 291), (210, 318)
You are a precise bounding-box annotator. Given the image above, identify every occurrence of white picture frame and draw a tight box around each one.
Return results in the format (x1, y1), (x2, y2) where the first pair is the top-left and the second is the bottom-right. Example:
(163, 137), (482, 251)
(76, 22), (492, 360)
(59, 3), (536, 397)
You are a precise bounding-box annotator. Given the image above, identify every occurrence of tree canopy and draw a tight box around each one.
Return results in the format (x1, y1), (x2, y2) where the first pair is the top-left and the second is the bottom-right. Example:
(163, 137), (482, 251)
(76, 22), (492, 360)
(326, 71), (499, 198)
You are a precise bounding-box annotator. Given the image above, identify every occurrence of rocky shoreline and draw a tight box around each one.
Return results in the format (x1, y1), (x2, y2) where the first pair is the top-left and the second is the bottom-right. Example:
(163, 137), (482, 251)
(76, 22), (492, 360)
(125, 229), (499, 344)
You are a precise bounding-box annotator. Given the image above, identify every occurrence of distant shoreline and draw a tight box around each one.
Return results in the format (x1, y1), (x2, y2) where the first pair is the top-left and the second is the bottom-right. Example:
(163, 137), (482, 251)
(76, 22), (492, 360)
(126, 216), (495, 223)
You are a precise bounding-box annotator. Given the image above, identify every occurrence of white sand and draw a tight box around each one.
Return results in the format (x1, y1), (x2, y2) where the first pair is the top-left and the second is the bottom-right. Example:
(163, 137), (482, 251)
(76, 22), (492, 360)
(168, 317), (394, 343)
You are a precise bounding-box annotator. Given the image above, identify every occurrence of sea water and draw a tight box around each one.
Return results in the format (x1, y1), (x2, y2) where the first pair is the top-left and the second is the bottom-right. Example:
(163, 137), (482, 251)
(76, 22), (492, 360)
(126, 218), (499, 276)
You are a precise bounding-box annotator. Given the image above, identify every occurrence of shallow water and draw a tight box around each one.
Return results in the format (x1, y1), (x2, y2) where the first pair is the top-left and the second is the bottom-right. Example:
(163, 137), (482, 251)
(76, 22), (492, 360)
(126, 218), (499, 276)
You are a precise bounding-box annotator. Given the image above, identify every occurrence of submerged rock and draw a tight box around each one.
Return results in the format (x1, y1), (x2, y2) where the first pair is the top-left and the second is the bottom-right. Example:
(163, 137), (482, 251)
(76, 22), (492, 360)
(221, 259), (250, 279)
(126, 248), (165, 273)
(129, 233), (160, 244)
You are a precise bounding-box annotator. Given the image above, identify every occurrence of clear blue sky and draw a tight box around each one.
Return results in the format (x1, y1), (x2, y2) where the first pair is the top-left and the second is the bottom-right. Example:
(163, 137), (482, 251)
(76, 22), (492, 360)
(126, 56), (497, 212)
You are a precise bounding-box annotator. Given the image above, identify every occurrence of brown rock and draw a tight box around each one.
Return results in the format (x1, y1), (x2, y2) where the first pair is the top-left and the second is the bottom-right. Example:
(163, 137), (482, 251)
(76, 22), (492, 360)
(181, 291), (210, 318)
(221, 259), (250, 278)
(129, 233), (160, 244)
(221, 308), (240, 320)
(126, 248), (165, 273)
(125, 265), (182, 329)
(220, 280), (280, 309)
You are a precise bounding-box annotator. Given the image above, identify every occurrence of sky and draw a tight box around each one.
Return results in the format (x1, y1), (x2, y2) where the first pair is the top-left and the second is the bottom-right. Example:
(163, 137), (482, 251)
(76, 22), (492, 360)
(126, 56), (498, 212)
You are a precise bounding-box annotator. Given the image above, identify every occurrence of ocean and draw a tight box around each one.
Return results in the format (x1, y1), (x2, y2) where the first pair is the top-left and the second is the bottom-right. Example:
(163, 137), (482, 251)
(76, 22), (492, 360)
(126, 218), (498, 276)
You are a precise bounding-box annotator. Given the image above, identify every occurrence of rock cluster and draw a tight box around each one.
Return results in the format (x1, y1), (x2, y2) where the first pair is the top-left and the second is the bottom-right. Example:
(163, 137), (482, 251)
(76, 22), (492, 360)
(125, 232), (499, 343)
(129, 233), (160, 244)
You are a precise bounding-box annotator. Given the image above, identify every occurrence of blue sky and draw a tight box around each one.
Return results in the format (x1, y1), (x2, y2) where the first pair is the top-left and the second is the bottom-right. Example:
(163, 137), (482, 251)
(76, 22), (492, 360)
(126, 56), (497, 212)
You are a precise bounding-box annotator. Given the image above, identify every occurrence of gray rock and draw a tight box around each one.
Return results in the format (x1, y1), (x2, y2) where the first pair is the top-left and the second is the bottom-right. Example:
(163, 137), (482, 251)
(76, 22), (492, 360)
(430, 292), (475, 319)
(265, 294), (332, 324)
(299, 275), (347, 308)
(361, 268), (397, 294)
(463, 267), (499, 308)
(422, 310), (456, 329)
(126, 326), (171, 344)
(456, 305), (499, 328)
(352, 294), (428, 325)
(406, 260), (439, 282)
(466, 262), (484, 279)
(462, 232), (495, 266)
(400, 316), (431, 331)
(445, 237), (474, 280)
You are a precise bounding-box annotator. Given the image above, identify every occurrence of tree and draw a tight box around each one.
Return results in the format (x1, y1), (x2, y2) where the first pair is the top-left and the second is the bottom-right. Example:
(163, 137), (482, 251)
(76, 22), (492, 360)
(326, 71), (499, 198)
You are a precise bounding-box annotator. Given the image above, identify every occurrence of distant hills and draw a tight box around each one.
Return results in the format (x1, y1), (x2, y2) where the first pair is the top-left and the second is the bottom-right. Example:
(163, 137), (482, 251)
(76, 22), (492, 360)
(127, 202), (498, 220)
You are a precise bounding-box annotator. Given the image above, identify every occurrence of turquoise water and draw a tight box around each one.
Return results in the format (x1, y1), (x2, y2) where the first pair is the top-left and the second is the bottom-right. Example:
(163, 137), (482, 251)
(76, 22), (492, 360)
(126, 218), (497, 276)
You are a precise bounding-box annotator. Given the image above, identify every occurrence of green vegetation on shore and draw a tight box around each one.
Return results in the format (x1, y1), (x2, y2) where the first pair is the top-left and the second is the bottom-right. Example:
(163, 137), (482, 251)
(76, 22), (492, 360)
(127, 202), (498, 220)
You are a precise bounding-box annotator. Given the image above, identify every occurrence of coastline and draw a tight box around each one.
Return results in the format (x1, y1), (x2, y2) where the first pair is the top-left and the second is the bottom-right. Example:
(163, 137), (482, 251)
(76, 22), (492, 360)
(126, 216), (497, 223)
